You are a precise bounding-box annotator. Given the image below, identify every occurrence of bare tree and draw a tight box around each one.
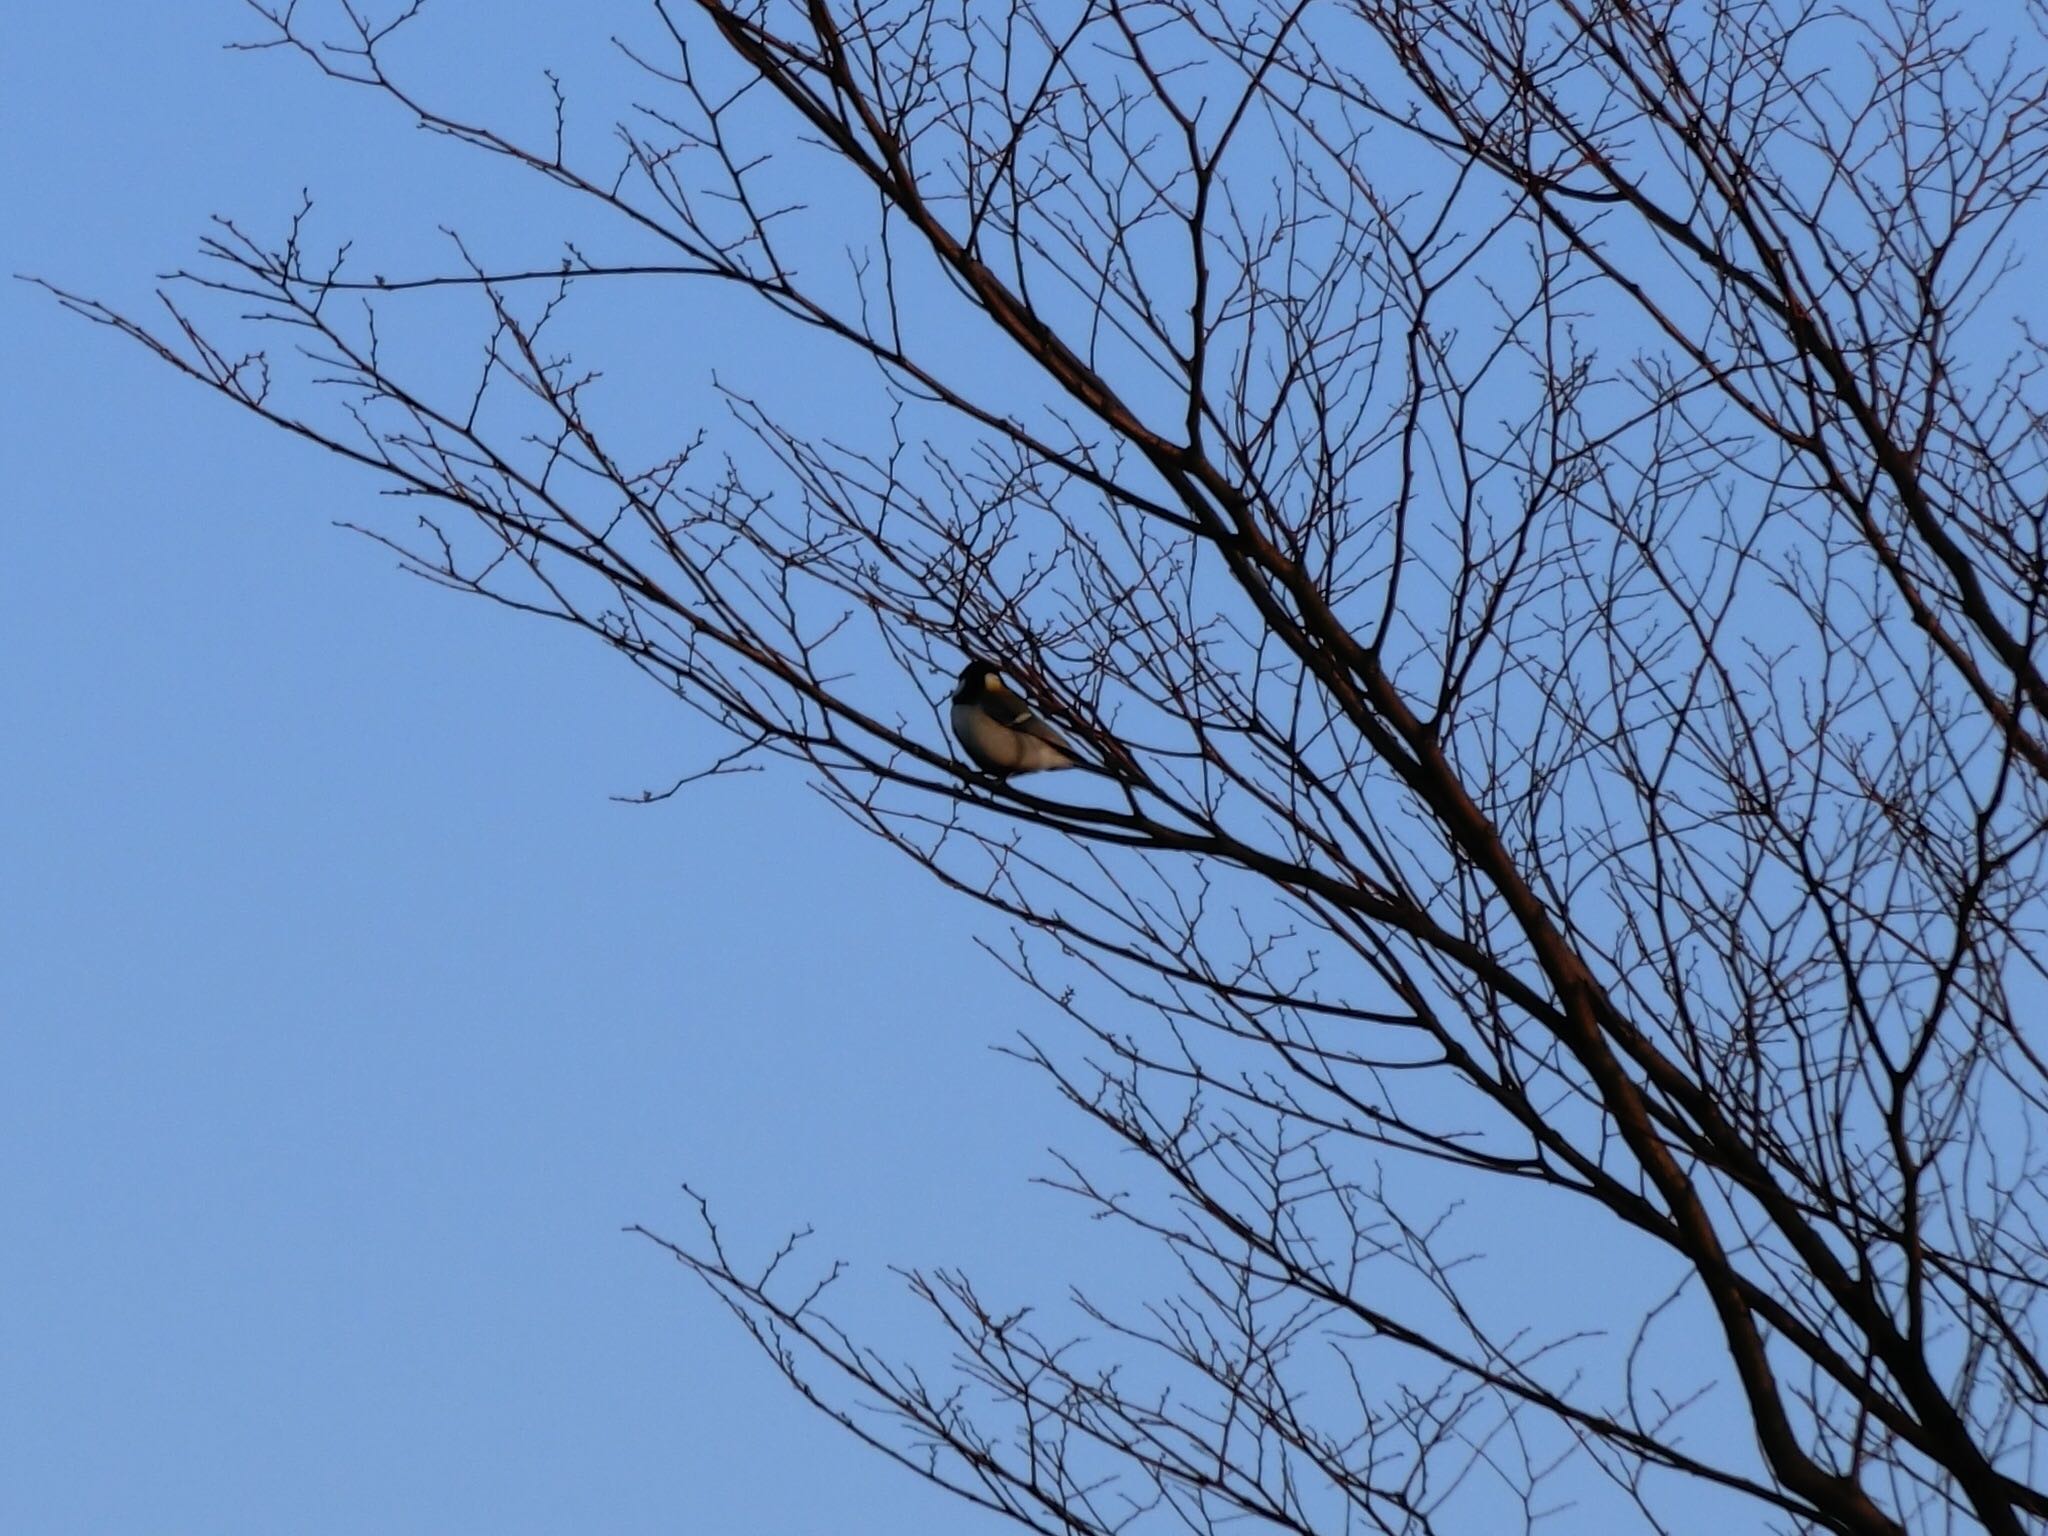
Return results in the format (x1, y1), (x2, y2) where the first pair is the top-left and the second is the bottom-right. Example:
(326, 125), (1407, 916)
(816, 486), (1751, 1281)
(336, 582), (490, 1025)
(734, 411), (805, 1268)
(38, 0), (2048, 1530)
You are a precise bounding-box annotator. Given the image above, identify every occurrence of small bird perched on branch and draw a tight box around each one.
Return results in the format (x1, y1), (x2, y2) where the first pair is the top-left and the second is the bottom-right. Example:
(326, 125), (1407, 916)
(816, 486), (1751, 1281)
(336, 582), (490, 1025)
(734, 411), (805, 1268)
(950, 657), (1087, 779)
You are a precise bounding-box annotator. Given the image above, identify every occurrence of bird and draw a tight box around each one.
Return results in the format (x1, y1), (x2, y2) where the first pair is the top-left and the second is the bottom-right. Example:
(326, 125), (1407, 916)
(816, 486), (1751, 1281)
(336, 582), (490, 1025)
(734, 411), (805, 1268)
(950, 657), (1085, 779)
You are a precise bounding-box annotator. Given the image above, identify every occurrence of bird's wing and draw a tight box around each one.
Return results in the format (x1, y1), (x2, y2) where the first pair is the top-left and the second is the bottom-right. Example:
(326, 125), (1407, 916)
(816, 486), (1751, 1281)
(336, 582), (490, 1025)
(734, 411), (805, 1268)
(985, 691), (1076, 751)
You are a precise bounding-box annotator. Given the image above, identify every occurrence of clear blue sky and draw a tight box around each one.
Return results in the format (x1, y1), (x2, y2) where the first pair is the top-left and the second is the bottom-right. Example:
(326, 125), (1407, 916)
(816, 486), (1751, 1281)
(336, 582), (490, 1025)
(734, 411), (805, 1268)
(4, 6), (1073, 1531)
(5, 5), (1800, 1533)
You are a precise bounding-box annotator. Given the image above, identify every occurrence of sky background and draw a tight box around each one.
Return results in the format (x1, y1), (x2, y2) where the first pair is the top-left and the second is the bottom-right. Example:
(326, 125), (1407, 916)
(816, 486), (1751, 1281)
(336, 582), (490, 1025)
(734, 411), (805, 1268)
(4, 5), (1071, 1531)
(2, 4), (1820, 1533)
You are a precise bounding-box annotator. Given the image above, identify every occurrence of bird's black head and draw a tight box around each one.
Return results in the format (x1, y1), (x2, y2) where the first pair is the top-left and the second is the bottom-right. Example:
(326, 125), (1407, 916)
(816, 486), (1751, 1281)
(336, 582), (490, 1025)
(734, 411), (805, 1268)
(955, 655), (1005, 700)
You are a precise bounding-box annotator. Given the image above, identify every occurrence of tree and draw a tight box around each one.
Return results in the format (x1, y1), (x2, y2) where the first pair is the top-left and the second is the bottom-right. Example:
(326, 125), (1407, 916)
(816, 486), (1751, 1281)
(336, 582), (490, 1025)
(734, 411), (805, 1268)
(38, 0), (2048, 1530)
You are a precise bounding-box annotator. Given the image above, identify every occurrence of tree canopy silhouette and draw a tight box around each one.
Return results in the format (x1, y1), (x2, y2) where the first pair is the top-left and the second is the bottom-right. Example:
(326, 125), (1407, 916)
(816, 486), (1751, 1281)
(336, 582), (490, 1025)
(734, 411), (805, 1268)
(41, 1), (2048, 1530)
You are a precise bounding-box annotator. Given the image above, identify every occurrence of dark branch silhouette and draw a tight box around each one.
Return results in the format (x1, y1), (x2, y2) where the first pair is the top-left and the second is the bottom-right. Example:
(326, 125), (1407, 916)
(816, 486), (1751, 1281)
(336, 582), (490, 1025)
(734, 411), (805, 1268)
(36, 0), (2048, 1530)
